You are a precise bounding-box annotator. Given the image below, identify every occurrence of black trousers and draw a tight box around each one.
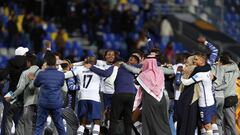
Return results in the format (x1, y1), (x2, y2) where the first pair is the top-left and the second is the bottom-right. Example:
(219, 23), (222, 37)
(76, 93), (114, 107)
(5, 101), (24, 135)
(109, 93), (135, 135)
(66, 90), (76, 110)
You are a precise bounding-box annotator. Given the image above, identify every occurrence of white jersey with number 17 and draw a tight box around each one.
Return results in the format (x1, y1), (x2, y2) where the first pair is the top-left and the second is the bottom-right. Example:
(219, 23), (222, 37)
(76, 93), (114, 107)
(72, 66), (102, 102)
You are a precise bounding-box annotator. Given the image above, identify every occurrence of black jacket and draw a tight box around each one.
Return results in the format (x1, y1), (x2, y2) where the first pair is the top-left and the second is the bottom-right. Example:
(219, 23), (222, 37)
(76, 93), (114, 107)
(7, 55), (27, 93)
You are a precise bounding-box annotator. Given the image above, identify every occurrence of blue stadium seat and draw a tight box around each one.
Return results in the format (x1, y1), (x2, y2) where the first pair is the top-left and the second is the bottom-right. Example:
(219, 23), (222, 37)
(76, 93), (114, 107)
(227, 28), (233, 35)
(64, 42), (72, 57)
(174, 42), (187, 53)
(235, 14), (240, 21)
(135, 13), (145, 31)
(113, 41), (121, 50)
(160, 4), (169, 15)
(236, 29), (240, 35)
(175, 0), (184, 4)
(237, 35), (240, 43)
(119, 42), (128, 58)
(0, 56), (8, 68)
(73, 41), (83, 58)
(128, 0), (142, 6)
(47, 23), (57, 33)
(115, 34), (123, 41)
(2, 15), (8, 27)
(51, 41), (57, 53)
(119, 42), (127, 50)
(229, 28), (237, 37)
(64, 41), (72, 50)
(110, 33), (115, 41)
(13, 3), (20, 15)
(102, 33), (126, 50)
(223, 23), (229, 33)
(231, 13), (237, 21)
(104, 41), (112, 49)
(45, 32), (52, 41)
(0, 42), (3, 48)
(106, 33), (112, 42)
(129, 32), (139, 42)
(102, 33), (107, 41)
(87, 49), (94, 56)
(224, 13), (229, 20)
(81, 23), (88, 34)
(225, 12), (235, 22)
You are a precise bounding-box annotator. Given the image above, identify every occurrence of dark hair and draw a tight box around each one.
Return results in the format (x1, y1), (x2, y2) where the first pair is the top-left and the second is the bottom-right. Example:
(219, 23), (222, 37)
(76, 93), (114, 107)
(166, 41), (173, 48)
(64, 59), (72, 65)
(221, 52), (233, 60)
(194, 51), (207, 61)
(61, 63), (69, 70)
(150, 48), (161, 55)
(85, 56), (97, 65)
(26, 52), (37, 65)
(130, 55), (140, 63)
(161, 15), (168, 21)
(149, 48), (166, 64)
(219, 53), (232, 65)
(175, 53), (189, 64)
(103, 49), (120, 63)
(132, 49), (145, 59)
(104, 49), (119, 58)
(44, 52), (56, 66)
(54, 52), (62, 59)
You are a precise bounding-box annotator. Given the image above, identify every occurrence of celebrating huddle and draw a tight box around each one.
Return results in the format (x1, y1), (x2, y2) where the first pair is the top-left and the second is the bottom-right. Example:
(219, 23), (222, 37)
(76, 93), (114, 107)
(1, 36), (240, 135)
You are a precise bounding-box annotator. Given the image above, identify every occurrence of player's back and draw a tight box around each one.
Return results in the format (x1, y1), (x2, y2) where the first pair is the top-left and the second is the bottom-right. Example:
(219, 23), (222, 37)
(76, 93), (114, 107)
(193, 71), (214, 107)
(76, 66), (102, 102)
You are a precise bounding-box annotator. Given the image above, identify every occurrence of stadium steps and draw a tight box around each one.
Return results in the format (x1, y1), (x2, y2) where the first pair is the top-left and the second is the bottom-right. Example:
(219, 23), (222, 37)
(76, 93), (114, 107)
(166, 14), (240, 63)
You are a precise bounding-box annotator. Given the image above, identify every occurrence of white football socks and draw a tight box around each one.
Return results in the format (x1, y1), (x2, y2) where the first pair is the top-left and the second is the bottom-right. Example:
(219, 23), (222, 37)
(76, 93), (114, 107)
(212, 124), (219, 135)
(92, 124), (100, 135)
(77, 125), (85, 135)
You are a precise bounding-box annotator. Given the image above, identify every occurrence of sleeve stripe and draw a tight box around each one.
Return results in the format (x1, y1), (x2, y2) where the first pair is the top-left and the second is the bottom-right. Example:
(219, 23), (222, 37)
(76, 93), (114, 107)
(192, 77), (197, 82)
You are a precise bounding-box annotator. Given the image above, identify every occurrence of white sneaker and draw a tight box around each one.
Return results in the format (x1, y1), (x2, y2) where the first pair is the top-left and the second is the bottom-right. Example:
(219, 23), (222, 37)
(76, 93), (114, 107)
(63, 119), (67, 132)
(11, 122), (15, 134)
(77, 126), (84, 135)
(47, 116), (52, 126)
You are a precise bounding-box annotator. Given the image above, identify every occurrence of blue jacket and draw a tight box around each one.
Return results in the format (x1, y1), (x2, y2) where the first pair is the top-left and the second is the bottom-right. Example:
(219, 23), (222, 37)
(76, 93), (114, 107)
(34, 67), (64, 109)
(114, 65), (137, 94)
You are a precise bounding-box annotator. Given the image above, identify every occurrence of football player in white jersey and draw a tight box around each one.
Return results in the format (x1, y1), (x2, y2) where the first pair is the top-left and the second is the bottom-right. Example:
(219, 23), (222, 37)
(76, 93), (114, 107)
(72, 56), (103, 135)
(70, 50), (119, 128)
(98, 50), (119, 128)
(181, 53), (216, 135)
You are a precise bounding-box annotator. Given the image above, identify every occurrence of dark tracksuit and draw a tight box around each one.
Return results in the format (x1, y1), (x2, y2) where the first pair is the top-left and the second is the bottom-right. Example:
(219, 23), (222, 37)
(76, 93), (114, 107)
(90, 65), (137, 135)
(34, 67), (66, 135)
(4, 56), (27, 135)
